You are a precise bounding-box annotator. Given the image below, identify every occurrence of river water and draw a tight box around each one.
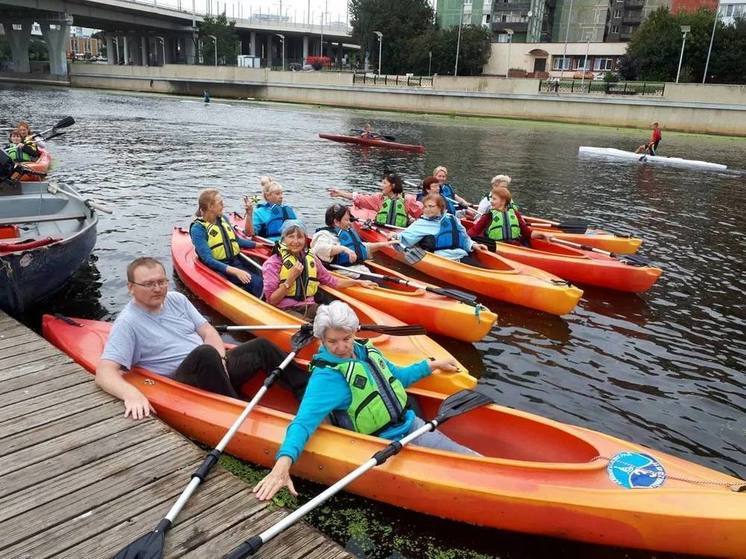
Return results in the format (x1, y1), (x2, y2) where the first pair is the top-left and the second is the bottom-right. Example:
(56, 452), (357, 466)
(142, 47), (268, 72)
(2, 85), (745, 559)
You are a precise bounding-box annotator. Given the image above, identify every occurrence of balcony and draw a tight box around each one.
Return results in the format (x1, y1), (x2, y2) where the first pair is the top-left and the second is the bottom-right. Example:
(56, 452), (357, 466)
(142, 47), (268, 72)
(492, 21), (529, 33)
(623, 12), (643, 23)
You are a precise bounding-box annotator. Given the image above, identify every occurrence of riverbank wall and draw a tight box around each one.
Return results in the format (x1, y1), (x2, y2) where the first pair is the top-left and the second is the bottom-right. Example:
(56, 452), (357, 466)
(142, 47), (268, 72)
(5, 64), (745, 136)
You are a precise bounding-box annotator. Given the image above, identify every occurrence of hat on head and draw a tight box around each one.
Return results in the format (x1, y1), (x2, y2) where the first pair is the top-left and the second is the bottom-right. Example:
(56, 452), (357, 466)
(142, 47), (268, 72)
(280, 219), (306, 237)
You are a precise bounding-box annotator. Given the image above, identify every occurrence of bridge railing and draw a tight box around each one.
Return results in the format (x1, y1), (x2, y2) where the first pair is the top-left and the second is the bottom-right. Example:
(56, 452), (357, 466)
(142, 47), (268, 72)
(352, 73), (433, 88)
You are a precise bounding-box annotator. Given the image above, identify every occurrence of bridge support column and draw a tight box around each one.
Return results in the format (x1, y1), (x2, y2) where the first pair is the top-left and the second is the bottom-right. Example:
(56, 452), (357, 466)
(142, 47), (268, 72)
(141, 36), (149, 66)
(105, 34), (115, 64)
(249, 31), (256, 56)
(122, 35), (130, 65)
(39, 15), (73, 76)
(266, 34), (272, 67)
(302, 35), (308, 62)
(2, 19), (33, 73)
(184, 33), (196, 64)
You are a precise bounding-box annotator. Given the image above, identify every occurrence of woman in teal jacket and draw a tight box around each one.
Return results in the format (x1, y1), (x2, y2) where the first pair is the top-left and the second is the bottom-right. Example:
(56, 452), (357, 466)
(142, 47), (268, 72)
(249, 176), (298, 242)
(252, 301), (477, 501)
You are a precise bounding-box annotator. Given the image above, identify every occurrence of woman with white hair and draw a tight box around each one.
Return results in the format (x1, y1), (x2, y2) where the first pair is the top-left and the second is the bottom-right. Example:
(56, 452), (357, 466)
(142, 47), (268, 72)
(261, 220), (377, 318)
(247, 176), (298, 242)
(474, 174), (513, 217)
(252, 301), (477, 501)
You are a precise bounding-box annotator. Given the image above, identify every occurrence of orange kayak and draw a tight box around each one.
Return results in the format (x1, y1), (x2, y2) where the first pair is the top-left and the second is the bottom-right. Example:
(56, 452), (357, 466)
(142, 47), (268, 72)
(462, 219), (662, 293)
(352, 209), (583, 316)
(171, 227), (476, 394)
(226, 214), (498, 343)
(43, 314), (746, 559)
(524, 216), (642, 255)
(15, 148), (52, 181)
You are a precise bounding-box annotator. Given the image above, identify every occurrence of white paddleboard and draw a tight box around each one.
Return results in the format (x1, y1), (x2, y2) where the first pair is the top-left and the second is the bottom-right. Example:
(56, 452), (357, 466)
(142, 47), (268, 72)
(578, 146), (727, 171)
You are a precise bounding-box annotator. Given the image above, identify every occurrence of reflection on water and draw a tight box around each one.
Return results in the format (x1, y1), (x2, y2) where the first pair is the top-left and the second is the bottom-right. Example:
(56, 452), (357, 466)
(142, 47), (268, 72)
(2, 85), (745, 559)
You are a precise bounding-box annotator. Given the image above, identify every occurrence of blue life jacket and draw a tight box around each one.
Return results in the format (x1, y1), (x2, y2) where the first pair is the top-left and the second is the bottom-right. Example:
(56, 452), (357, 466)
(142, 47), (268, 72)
(440, 183), (457, 214)
(319, 227), (369, 266)
(418, 215), (470, 252)
(256, 203), (294, 238)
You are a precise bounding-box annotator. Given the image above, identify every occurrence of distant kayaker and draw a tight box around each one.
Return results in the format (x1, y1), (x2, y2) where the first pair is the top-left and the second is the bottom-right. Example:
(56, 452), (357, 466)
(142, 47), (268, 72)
(635, 122), (662, 155)
(310, 203), (396, 273)
(248, 176), (298, 242)
(4, 129), (39, 162)
(252, 300), (478, 501)
(94, 257), (308, 419)
(430, 166), (472, 215)
(393, 194), (487, 264)
(473, 174), (512, 218)
(360, 122), (376, 138)
(203, 90), (210, 103)
(467, 186), (531, 246)
(190, 188), (264, 297)
(262, 220), (377, 319)
(328, 171), (423, 227)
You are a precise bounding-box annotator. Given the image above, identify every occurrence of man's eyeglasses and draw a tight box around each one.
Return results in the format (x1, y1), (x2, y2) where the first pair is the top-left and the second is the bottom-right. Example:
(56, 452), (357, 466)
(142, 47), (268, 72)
(131, 279), (169, 289)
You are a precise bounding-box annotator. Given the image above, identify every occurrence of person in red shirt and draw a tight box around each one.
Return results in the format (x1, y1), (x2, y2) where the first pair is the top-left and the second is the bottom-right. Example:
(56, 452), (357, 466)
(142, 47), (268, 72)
(467, 186), (531, 247)
(635, 122), (662, 155)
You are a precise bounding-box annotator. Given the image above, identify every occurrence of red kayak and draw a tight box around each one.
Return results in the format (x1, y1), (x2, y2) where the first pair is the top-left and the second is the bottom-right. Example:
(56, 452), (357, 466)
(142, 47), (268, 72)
(319, 133), (425, 153)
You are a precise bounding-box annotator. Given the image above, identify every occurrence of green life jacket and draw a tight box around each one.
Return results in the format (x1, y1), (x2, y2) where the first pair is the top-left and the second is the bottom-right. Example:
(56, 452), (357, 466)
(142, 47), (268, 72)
(486, 207), (521, 242)
(376, 196), (408, 227)
(4, 145), (32, 162)
(310, 340), (409, 436)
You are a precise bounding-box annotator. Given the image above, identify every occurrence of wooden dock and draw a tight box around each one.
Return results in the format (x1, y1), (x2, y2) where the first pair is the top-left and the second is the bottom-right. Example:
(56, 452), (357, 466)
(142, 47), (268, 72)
(0, 311), (352, 559)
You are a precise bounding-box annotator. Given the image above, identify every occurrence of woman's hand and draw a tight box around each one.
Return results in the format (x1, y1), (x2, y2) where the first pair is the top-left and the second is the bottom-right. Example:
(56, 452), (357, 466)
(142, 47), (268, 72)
(472, 243), (488, 252)
(345, 247), (358, 263)
(357, 280), (378, 289)
(229, 266), (252, 284)
(429, 358), (460, 373)
(253, 456), (297, 501)
(287, 261), (304, 282)
(243, 196), (254, 213)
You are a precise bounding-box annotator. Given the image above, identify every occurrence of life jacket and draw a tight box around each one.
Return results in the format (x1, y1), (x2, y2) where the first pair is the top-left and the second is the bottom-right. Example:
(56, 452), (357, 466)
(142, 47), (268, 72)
(257, 203), (292, 238)
(3, 145), (32, 162)
(276, 242), (319, 300)
(321, 227), (369, 266)
(375, 196), (408, 227)
(486, 207), (521, 242)
(440, 183), (457, 214)
(191, 215), (240, 260)
(310, 340), (409, 436)
(418, 215), (470, 252)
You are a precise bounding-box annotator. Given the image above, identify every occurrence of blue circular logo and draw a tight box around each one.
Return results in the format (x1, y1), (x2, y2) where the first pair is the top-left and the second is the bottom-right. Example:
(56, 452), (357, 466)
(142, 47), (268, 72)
(607, 452), (666, 489)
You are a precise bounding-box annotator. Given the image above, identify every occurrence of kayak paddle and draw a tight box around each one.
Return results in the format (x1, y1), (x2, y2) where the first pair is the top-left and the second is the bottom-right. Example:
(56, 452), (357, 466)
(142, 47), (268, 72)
(536, 233), (651, 266)
(329, 263), (478, 305)
(215, 322), (428, 336)
(350, 128), (396, 141)
(37, 116), (76, 141)
(112, 324), (316, 559)
(223, 389), (493, 559)
(528, 217), (589, 234)
(354, 219), (428, 266)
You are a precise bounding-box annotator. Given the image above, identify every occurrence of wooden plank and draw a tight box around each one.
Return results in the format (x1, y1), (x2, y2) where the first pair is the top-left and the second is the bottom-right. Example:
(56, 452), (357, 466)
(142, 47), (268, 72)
(0, 380), (102, 423)
(0, 389), (112, 438)
(0, 467), (240, 559)
(0, 363), (82, 396)
(0, 352), (72, 380)
(0, 419), (147, 496)
(0, 437), (196, 545)
(1, 400), (123, 455)
(0, 365), (88, 405)
(0, 334), (50, 356)
(0, 344), (61, 371)
(0, 322), (36, 340)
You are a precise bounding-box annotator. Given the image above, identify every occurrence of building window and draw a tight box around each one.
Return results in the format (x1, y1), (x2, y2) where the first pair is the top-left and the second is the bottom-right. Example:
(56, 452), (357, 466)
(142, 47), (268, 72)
(552, 56), (572, 70)
(614, 9), (622, 17)
(611, 24), (620, 33)
(594, 58), (613, 71)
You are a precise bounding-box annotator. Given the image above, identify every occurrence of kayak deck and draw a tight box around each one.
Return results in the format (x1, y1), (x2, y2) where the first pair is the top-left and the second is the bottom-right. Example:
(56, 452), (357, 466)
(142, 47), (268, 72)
(319, 133), (425, 153)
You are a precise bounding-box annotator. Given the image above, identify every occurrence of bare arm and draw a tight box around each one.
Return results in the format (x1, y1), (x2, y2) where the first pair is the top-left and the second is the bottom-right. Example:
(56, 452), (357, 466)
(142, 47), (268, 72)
(197, 321), (227, 358)
(327, 188), (354, 200)
(95, 359), (155, 419)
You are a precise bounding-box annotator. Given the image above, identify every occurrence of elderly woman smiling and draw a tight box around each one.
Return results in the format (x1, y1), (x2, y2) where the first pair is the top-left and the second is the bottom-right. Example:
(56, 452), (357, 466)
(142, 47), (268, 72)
(261, 220), (377, 318)
(252, 301), (478, 501)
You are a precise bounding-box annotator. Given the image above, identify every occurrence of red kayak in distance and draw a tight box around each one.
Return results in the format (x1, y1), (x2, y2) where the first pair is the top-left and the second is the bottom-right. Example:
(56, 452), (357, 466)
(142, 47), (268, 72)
(319, 133), (426, 153)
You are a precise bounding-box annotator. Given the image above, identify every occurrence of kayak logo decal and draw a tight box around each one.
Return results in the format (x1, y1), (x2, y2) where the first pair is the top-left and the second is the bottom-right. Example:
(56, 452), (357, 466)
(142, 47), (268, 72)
(607, 452), (666, 489)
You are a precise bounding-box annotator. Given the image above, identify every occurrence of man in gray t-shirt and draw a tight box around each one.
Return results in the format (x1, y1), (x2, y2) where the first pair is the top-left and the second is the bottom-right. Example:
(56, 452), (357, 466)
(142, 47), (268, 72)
(96, 257), (307, 419)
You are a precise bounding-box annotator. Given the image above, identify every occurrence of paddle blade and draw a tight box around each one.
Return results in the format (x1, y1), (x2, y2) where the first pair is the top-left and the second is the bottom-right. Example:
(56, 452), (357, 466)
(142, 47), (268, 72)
(113, 520), (169, 559)
(291, 323), (315, 351)
(394, 244), (426, 265)
(620, 253), (651, 267)
(556, 219), (589, 234)
(55, 116), (75, 130)
(359, 323), (427, 336)
(427, 285), (478, 305)
(435, 389), (493, 423)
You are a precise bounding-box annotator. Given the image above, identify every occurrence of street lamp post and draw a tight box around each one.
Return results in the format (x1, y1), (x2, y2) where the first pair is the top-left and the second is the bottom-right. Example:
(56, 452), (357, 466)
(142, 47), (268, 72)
(454, 0), (465, 76)
(275, 33), (285, 71)
(675, 25), (690, 83)
(560, 0), (575, 81)
(374, 31), (382, 75)
(505, 28), (514, 77)
(702, 1), (720, 83)
(209, 34), (217, 66)
(428, 50), (432, 77)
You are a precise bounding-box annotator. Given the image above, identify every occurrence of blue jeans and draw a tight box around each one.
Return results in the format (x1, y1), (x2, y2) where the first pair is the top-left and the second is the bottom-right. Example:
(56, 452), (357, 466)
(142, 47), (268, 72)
(225, 257), (263, 298)
(408, 416), (480, 456)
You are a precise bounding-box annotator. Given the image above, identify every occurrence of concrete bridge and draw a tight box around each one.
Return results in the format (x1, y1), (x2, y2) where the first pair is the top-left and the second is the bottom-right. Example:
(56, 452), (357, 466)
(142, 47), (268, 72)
(0, 0), (354, 76)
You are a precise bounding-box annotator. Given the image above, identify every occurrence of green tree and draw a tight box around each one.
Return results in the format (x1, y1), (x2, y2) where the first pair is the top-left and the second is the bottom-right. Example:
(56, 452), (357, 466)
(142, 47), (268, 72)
(198, 13), (239, 66)
(350, 0), (435, 74)
(406, 26), (491, 76)
(624, 7), (745, 83)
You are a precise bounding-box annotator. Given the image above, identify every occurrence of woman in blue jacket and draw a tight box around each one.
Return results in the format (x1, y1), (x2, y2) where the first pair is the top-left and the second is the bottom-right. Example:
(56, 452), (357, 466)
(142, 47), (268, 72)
(249, 176), (298, 242)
